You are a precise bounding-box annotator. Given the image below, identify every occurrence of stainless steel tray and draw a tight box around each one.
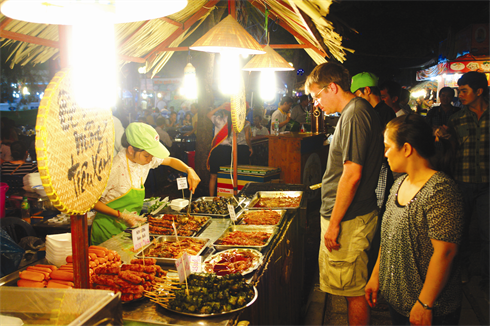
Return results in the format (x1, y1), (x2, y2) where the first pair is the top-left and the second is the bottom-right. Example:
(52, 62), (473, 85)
(246, 191), (303, 209)
(188, 196), (246, 217)
(237, 209), (286, 226)
(148, 214), (211, 237)
(213, 225), (277, 251)
(135, 236), (210, 265)
(160, 286), (258, 317)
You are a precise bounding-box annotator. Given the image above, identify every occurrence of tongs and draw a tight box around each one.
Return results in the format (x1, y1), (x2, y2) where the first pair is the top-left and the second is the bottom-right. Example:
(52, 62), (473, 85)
(186, 190), (193, 216)
(310, 183), (322, 190)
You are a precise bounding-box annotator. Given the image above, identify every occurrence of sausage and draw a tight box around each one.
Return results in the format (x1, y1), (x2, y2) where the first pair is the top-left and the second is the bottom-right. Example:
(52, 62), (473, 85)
(89, 253), (98, 260)
(47, 280), (73, 288)
(88, 248), (106, 258)
(89, 245), (109, 253)
(27, 266), (52, 274)
(25, 268), (50, 280)
(19, 270), (45, 282)
(50, 270), (74, 281)
(35, 264), (57, 271)
(130, 258), (156, 265)
(49, 279), (75, 287)
(17, 279), (46, 288)
(66, 256), (73, 263)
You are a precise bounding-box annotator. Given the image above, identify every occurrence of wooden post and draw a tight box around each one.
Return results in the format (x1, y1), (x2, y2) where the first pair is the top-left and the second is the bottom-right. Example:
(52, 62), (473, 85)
(233, 130), (238, 195)
(70, 214), (90, 289)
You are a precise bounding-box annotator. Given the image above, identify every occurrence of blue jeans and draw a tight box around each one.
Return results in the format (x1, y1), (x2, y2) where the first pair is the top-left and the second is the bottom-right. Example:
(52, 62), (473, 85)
(457, 181), (489, 285)
(388, 305), (461, 325)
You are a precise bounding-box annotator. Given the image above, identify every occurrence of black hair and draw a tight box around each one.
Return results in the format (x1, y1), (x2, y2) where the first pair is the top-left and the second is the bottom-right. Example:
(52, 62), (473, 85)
(386, 114), (435, 160)
(457, 71), (488, 96)
(358, 86), (381, 97)
(156, 117), (166, 126)
(379, 81), (401, 100)
(10, 141), (27, 161)
(299, 95), (309, 102)
(280, 96), (294, 106)
(121, 133), (144, 152)
(439, 87), (455, 98)
(400, 89), (410, 102)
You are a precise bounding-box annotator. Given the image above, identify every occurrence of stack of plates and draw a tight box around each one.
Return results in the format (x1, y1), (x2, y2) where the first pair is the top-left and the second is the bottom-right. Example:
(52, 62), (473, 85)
(45, 233), (72, 267)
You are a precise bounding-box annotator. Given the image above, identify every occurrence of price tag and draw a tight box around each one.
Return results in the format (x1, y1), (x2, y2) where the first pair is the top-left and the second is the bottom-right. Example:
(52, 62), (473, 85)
(176, 177), (188, 190)
(228, 204), (237, 222)
(175, 252), (191, 283)
(132, 223), (150, 251)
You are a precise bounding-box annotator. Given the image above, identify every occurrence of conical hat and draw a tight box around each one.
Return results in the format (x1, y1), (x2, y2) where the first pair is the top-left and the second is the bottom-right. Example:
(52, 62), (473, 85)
(243, 45), (294, 71)
(190, 15), (265, 54)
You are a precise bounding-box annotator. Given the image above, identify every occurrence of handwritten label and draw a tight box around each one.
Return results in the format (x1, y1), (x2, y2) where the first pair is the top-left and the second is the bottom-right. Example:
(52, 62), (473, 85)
(176, 252), (191, 283)
(132, 223), (150, 251)
(228, 204), (237, 222)
(176, 177), (188, 190)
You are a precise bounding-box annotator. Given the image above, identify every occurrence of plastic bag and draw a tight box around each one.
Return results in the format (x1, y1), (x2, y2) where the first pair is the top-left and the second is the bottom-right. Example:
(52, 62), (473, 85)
(18, 236), (45, 261)
(0, 229), (25, 277)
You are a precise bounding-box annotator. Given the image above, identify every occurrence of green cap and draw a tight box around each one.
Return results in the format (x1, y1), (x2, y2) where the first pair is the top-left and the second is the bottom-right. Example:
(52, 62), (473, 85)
(351, 72), (379, 93)
(125, 122), (170, 159)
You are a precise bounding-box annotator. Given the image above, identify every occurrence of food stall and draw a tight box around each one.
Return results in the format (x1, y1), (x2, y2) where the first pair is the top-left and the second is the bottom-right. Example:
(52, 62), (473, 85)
(1, 183), (307, 326)
(415, 53), (490, 100)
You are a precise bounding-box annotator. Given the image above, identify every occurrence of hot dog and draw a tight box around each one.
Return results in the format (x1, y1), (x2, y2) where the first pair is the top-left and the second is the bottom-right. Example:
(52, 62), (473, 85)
(19, 270), (45, 282)
(17, 279), (46, 288)
(50, 270), (74, 281)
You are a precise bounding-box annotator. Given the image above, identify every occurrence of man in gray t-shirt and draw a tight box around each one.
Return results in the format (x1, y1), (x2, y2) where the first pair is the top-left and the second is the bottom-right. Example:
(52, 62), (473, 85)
(306, 62), (383, 326)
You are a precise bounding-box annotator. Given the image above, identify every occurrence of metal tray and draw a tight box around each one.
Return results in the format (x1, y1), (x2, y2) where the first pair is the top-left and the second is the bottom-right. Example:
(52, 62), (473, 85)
(246, 191), (303, 209)
(237, 209), (286, 226)
(148, 214), (211, 237)
(188, 196), (246, 217)
(160, 286), (258, 318)
(213, 225), (277, 251)
(135, 236), (210, 265)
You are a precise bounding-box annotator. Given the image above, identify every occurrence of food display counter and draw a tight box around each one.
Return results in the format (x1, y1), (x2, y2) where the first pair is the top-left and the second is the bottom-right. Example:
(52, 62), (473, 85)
(0, 183), (307, 326)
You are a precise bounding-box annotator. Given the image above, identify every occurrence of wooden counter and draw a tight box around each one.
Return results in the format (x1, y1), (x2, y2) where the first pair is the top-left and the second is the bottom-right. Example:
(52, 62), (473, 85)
(268, 132), (327, 201)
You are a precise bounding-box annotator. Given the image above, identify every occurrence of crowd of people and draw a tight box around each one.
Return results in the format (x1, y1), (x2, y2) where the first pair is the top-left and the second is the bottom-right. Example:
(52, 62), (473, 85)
(305, 64), (488, 326)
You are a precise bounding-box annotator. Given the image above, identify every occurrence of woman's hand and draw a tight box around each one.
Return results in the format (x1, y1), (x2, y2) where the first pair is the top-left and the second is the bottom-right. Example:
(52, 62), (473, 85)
(364, 274), (380, 308)
(187, 168), (201, 193)
(409, 301), (432, 326)
(120, 212), (146, 227)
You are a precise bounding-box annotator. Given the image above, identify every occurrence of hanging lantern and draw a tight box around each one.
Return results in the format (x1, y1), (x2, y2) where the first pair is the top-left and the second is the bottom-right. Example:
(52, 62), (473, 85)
(183, 62), (197, 100)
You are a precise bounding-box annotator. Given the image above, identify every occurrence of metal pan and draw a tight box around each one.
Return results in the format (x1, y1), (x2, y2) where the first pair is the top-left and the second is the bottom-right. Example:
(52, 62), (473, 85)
(135, 236), (210, 265)
(188, 196), (246, 217)
(246, 191), (303, 209)
(148, 214), (211, 237)
(213, 225), (277, 251)
(237, 209), (286, 226)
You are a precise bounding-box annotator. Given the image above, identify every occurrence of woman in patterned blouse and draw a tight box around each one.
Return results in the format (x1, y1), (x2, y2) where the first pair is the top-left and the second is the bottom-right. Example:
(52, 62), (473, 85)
(365, 114), (464, 325)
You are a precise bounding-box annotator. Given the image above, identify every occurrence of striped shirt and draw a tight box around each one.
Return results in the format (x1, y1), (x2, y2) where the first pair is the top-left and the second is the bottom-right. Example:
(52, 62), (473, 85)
(448, 107), (489, 183)
(1, 162), (38, 176)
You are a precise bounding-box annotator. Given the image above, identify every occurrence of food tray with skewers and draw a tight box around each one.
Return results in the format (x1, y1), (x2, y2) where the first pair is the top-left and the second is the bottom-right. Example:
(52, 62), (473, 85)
(135, 236), (210, 265)
(213, 225), (278, 251)
(203, 248), (263, 276)
(246, 191), (303, 209)
(148, 214), (211, 237)
(188, 196), (246, 217)
(146, 272), (258, 317)
(236, 209), (287, 226)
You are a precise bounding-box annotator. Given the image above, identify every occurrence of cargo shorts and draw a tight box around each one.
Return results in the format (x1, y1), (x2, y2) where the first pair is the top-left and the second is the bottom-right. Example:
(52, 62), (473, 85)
(319, 209), (378, 297)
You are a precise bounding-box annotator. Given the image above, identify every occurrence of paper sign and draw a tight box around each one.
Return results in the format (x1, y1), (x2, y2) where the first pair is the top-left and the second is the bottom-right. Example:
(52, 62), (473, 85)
(189, 255), (201, 273)
(228, 204), (237, 222)
(177, 177), (188, 190)
(176, 252), (191, 283)
(132, 223), (150, 251)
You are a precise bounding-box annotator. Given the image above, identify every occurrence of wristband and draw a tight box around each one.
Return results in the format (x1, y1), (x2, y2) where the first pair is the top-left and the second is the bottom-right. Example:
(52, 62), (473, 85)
(417, 298), (433, 310)
(117, 210), (121, 218)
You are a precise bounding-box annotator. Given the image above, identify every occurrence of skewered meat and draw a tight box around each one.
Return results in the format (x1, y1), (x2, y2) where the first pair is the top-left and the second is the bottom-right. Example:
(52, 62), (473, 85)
(241, 210), (281, 225)
(217, 231), (271, 246)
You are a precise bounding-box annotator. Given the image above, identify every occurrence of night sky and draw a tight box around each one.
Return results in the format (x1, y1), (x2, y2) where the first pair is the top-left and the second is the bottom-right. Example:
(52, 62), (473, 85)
(327, 0), (490, 85)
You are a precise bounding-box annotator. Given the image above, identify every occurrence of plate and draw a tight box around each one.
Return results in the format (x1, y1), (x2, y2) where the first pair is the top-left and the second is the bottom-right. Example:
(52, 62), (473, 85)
(203, 248), (263, 276)
(160, 287), (258, 317)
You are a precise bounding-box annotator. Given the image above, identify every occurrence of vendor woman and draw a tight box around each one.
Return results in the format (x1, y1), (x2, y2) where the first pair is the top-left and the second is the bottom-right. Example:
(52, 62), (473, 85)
(91, 122), (201, 245)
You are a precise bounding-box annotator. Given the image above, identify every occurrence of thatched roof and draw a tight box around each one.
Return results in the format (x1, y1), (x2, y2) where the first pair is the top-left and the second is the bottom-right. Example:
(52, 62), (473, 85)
(0, 0), (351, 76)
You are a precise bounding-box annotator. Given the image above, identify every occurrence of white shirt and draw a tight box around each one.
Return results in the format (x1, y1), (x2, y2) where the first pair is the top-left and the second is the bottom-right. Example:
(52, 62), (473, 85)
(252, 125), (269, 136)
(100, 149), (163, 204)
(270, 109), (288, 133)
(211, 113), (231, 146)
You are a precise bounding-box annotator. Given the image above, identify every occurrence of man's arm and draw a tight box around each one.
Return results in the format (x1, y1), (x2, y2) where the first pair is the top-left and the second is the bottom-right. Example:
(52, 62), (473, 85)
(324, 160), (362, 251)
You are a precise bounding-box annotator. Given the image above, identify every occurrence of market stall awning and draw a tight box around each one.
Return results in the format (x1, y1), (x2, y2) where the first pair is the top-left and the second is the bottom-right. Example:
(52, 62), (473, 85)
(0, 0), (351, 77)
(416, 53), (490, 81)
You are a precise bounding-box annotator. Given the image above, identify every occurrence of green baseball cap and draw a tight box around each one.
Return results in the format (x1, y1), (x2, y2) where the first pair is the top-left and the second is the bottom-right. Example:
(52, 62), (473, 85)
(351, 72), (379, 93)
(125, 122), (170, 159)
